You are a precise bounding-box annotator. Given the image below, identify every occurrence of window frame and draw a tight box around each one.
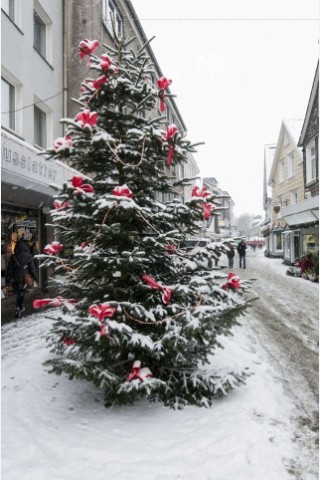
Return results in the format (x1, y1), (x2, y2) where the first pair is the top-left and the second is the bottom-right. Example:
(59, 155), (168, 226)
(1, 77), (16, 131)
(34, 104), (47, 149)
(2, 0), (15, 21)
(102, 0), (123, 38)
(290, 189), (298, 204)
(306, 139), (317, 183)
(33, 8), (47, 58)
(278, 159), (285, 183)
(287, 151), (295, 178)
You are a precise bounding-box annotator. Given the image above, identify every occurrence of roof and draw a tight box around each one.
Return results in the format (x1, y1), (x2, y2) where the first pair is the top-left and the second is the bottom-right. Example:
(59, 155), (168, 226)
(298, 62), (319, 147)
(268, 119), (303, 184)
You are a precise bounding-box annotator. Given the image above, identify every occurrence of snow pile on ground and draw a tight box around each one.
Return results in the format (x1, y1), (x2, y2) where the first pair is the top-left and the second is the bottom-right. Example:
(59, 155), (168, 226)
(2, 307), (302, 480)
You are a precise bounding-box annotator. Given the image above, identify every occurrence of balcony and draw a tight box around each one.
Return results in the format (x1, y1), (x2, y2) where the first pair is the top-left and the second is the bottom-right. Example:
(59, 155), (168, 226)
(281, 195), (319, 226)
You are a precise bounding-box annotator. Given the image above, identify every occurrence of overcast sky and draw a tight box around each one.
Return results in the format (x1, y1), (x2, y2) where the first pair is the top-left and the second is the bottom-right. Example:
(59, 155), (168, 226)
(132, 0), (319, 217)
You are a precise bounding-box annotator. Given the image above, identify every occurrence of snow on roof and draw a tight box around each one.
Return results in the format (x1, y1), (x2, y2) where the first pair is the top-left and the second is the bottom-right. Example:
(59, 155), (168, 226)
(283, 118), (304, 145)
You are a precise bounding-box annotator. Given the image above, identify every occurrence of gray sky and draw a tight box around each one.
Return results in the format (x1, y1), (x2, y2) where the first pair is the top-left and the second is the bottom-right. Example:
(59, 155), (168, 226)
(132, 0), (319, 217)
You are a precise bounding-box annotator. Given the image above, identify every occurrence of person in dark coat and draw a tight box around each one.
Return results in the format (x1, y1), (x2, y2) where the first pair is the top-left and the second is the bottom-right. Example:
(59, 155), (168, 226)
(5, 238), (38, 317)
(226, 244), (235, 268)
(237, 240), (247, 269)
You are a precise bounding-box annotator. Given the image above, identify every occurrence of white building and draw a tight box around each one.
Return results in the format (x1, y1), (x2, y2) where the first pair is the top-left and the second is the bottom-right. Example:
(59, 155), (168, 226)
(1, 0), (75, 292)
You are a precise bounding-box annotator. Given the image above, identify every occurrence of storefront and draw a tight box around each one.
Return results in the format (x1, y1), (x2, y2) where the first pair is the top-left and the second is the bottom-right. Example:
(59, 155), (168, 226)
(1, 204), (41, 284)
(1, 130), (80, 305)
(282, 230), (300, 264)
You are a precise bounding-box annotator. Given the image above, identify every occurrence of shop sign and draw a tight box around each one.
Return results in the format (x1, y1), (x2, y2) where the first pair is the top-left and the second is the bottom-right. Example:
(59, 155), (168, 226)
(1, 132), (58, 184)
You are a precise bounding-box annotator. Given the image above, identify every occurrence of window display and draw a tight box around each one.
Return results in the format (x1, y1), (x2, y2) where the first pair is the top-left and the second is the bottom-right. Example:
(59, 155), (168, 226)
(1, 205), (39, 289)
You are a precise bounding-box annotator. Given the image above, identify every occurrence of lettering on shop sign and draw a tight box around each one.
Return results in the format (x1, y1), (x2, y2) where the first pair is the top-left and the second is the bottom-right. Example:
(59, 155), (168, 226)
(1, 133), (58, 182)
(16, 216), (37, 228)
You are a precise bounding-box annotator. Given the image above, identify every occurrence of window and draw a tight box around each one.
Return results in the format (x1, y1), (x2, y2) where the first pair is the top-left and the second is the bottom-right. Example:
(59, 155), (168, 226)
(34, 9), (46, 57)
(279, 159), (285, 182)
(287, 152), (294, 178)
(275, 233), (282, 251)
(102, 0), (123, 37)
(34, 105), (47, 148)
(306, 140), (317, 183)
(2, 0), (14, 21)
(1, 77), (15, 130)
(290, 189), (298, 204)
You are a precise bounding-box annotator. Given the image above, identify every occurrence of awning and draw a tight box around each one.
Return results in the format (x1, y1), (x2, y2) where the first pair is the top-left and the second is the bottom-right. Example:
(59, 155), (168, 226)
(283, 210), (319, 226)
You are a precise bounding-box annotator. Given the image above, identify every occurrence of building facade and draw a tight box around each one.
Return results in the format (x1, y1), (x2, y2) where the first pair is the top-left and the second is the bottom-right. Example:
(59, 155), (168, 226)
(265, 119), (303, 258)
(1, 0), (201, 306)
(1, 0), (79, 302)
(281, 63), (319, 263)
(64, 0), (200, 203)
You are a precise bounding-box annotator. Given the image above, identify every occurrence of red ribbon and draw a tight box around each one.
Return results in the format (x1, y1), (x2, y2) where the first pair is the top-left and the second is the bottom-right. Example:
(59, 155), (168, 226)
(33, 297), (78, 309)
(78, 39), (99, 59)
(191, 186), (212, 198)
(88, 303), (116, 321)
(112, 185), (133, 198)
(157, 76), (172, 113)
(127, 360), (152, 382)
(53, 200), (70, 210)
(43, 241), (64, 256)
(53, 136), (73, 152)
(72, 176), (95, 194)
(203, 203), (214, 220)
(221, 273), (241, 291)
(93, 75), (108, 89)
(141, 273), (172, 304)
(75, 109), (98, 128)
(163, 125), (178, 166)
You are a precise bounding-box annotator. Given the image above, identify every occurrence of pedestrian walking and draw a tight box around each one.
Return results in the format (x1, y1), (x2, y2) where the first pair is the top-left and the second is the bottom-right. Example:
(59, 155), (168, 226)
(5, 236), (38, 317)
(226, 244), (235, 268)
(237, 240), (247, 269)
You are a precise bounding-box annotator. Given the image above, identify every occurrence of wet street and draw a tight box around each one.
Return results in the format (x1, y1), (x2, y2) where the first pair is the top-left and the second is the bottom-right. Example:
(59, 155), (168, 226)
(230, 248), (319, 477)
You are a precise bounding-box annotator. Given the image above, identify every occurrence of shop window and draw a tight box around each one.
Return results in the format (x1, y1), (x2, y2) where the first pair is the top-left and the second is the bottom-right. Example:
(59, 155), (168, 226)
(102, 0), (123, 37)
(303, 233), (319, 253)
(1, 77), (15, 131)
(275, 233), (282, 251)
(34, 104), (47, 148)
(1, 206), (39, 288)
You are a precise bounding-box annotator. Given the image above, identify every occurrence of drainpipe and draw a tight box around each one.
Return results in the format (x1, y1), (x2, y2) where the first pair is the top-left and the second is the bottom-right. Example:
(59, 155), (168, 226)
(62, 0), (68, 121)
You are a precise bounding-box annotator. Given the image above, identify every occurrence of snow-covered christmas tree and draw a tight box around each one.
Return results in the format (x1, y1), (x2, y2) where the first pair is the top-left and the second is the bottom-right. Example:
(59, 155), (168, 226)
(35, 32), (252, 408)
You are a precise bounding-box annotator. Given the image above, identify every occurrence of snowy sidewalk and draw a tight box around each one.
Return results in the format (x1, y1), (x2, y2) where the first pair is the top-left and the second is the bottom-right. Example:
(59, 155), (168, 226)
(2, 281), (308, 479)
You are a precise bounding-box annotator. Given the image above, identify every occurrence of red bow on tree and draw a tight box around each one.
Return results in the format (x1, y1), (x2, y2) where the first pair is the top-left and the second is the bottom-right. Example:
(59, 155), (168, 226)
(203, 203), (214, 220)
(157, 76), (172, 113)
(163, 125), (178, 166)
(112, 185), (133, 198)
(78, 39), (99, 59)
(127, 360), (152, 382)
(191, 186), (212, 198)
(53, 200), (70, 210)
(75, 109), (98, 128)
(43, 241), (64, 256)
(72, 176), (95, 194)
(88, 303), (116, 336)
(88, 303), (116, 321)
(53, 136), (73, 152)
(221, 273), (241, 291)
(141, 273), (173, 304)
(98, 54), (118, 73)
(33, 297), (79, 309)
